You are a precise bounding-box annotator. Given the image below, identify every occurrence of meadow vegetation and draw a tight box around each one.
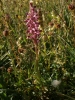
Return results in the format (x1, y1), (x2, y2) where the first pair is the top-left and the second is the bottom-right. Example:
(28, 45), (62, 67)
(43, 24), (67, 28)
(0, 0), (75, 100)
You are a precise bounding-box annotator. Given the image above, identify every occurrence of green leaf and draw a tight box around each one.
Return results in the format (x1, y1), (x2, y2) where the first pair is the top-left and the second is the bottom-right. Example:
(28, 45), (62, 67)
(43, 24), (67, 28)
(0, 84), (3, 88)
(0, 45), (4, 50)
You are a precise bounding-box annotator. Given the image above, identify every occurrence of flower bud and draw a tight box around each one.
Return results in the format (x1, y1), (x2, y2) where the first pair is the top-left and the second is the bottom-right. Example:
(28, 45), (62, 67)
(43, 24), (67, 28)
(3, 29), (9, 36)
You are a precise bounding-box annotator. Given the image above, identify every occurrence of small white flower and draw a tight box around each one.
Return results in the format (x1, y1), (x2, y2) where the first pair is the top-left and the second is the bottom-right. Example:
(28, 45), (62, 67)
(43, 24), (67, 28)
(51, 80), (61, 87)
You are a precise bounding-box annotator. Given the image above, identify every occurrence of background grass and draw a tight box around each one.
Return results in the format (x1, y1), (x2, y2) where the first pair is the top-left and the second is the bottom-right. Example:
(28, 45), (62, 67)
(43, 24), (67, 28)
(0, 0), (75, 100)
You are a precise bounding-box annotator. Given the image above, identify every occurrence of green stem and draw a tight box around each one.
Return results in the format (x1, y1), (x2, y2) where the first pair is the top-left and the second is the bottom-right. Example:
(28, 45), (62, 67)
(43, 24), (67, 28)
(34, 43), (41, 82)
(56, 92), (75, 100)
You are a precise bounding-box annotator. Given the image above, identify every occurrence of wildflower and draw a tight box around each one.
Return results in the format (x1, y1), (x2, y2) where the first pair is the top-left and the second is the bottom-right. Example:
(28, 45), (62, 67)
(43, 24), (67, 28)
(18, 47), (24, 53)
(51, 80), (61, 87)
(49, 22), (54, 27)
(3, 29), (9, 36)
(55, 23), (61, 29)
(7, 67), (13, 73)
(25, 0), (40, 45)
(68, 3), (75, 10)
(4, 13), (10, 22)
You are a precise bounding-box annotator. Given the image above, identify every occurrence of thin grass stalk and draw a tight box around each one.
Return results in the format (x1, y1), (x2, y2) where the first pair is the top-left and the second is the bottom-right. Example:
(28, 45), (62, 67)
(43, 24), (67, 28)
(72, 0), (75, 46)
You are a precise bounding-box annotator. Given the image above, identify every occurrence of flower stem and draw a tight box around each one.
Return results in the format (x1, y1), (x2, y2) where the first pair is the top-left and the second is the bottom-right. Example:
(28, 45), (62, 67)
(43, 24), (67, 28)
(34, 43), (41, 82)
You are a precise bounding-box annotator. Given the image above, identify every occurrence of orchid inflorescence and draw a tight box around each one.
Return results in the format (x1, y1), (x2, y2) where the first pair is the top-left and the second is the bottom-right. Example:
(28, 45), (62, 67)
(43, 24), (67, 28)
(25, 0), (41, 45)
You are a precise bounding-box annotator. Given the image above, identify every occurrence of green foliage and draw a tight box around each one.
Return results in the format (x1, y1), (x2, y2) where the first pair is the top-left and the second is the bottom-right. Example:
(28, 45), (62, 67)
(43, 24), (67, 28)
(0, 0), (75, 100)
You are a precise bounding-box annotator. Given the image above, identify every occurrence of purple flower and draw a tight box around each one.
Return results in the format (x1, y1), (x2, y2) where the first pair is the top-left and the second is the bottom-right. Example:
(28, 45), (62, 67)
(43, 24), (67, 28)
(25, 0), (40, 45)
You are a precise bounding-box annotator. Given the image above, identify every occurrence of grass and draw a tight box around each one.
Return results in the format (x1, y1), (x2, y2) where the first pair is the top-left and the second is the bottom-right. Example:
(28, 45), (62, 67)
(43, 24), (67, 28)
(0, 0), (75, 100)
